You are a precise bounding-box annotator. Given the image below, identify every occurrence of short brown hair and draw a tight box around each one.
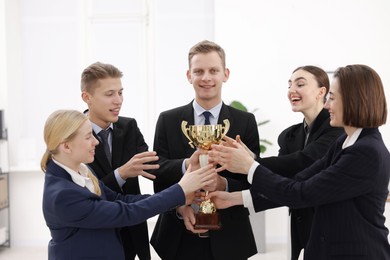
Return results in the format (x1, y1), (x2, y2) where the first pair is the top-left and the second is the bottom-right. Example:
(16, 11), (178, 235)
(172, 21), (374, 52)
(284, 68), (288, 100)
(334, 64), (387, 127)
(188, 40), (226, 69)
(81, 62), (123, 93)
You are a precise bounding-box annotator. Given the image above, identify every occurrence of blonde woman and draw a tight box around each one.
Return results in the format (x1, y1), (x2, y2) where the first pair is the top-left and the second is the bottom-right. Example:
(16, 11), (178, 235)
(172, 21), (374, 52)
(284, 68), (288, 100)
(41, 109), (215, 260)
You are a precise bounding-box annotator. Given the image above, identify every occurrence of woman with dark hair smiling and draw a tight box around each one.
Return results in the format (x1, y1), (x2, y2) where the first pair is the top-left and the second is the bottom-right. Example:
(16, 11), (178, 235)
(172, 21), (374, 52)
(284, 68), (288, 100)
(208, 64), (390, 259)
(231, 65), (344, 259)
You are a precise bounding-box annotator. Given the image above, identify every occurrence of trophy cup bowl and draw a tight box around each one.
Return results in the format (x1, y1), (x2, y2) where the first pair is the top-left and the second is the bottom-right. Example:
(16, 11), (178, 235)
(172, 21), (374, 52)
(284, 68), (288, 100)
(181, 119), (230, 230)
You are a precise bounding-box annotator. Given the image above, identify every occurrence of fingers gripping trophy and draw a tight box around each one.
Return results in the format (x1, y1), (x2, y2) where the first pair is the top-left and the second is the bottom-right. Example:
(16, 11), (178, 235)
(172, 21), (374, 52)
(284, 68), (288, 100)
(181, 119), (230, 230)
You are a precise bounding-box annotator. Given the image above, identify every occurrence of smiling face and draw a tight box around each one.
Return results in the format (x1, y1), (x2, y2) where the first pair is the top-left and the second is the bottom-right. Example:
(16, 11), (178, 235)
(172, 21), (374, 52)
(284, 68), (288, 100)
(324, 78), (344, 127)
(287, 69), (326, 114)
(187, 51), (229, 109)
(67, 120), (99, 166)
(82, 77), (123, 129)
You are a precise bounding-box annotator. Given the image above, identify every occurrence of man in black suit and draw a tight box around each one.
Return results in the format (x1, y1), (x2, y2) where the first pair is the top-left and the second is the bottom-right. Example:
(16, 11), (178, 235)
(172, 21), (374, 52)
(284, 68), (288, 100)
(80, 62), (159, 260)
(150, 40), (259, 260)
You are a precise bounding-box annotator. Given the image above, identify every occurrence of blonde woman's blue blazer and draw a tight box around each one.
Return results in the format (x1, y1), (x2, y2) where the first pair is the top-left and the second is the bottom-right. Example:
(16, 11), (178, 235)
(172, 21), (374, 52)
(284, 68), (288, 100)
(42, 160), (184, 260)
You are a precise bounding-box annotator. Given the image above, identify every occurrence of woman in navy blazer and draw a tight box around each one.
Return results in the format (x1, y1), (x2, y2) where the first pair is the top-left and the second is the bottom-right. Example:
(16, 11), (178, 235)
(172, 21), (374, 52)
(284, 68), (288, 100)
(41, 110), (215, 260)
(208, 64), (390, 259)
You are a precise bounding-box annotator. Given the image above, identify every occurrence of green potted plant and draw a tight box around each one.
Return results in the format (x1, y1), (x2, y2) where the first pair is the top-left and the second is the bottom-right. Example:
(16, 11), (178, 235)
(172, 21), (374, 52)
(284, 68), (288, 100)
(229, 100), (272, 154)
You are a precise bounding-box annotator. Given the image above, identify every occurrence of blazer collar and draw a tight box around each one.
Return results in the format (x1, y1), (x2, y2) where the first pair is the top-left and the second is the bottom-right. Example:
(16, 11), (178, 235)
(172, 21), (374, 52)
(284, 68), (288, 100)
(92, 131), (113, 172)
(182, 101), (231, 121)
(111, 122), (125, 168)
(46, 160), (73, 181)
(181, 101), (196, 125)
(218, 102), (232, 125)
(308, 108), (330, 133)
(182, 100), (231, 125)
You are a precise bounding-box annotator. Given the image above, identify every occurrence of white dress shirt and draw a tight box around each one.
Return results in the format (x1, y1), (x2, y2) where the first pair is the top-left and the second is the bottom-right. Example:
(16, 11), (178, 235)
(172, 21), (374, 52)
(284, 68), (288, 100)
(52, 159), (96, 193)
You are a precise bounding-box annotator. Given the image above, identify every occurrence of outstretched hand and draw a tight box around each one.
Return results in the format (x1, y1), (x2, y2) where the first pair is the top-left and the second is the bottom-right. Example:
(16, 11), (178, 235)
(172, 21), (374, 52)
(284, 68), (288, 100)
(206, 191), (244, 209)
(118, 151), (159, 180)
(179, 164), (216, 204)
(184, 149), (206, 171)
(208, 139), (254, 174)
(221, 135), (257, 159)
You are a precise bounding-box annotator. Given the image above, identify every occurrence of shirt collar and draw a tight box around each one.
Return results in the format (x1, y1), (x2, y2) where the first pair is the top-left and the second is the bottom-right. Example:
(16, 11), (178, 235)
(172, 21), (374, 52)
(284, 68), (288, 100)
(342, 128), (363, 149)
(193, 100), (222, 120)
(83, 110), (112, 133)
(52, 159), (96, 193)
(92, 122), (113, 135)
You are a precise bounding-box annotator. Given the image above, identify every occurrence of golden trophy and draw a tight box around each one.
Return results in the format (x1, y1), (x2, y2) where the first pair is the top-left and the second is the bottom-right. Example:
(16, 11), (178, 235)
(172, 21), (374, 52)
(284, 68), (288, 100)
(181, 119), (230, 230)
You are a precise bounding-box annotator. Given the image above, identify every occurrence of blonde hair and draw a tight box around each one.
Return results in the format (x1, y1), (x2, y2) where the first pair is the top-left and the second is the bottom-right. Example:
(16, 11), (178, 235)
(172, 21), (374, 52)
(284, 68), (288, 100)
(41, 109), (101, 196)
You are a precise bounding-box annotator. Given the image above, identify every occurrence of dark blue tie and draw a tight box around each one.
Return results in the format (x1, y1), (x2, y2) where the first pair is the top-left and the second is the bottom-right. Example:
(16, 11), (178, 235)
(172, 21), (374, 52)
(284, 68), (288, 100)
(98, 128), (111, 165)
(203, 111), (211, 125)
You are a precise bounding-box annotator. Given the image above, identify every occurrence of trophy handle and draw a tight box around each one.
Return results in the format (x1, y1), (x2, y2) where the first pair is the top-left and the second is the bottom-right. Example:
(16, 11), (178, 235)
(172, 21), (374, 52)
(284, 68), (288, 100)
(181, 121), (195, 149)
(221, 119), (230, 138)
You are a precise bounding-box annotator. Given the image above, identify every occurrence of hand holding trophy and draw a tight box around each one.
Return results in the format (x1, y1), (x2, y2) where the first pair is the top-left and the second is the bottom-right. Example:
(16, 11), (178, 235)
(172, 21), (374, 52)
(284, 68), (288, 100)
(181, 119), (230, 230)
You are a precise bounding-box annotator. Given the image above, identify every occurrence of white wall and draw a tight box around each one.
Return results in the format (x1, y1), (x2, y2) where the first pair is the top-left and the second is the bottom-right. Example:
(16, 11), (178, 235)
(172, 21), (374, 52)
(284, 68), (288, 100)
(3, 0), (215, 170)
(1, 0), (390, 253)
(214, 0), (390, 157)
(214, 0), (390, 244)
(0, 0), (6, 112)
(2, 0), (217, 248)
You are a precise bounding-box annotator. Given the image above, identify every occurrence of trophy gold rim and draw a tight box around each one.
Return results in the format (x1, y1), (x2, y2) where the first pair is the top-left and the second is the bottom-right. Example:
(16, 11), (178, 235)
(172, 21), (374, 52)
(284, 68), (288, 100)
(181, 119), (230, 231)
(181, 119), (230, 150)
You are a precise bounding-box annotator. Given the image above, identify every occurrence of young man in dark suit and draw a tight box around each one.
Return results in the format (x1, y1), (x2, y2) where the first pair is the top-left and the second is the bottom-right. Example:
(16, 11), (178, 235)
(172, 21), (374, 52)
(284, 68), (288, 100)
(80, 62), (159, 260)
(150, 40), (259, 260)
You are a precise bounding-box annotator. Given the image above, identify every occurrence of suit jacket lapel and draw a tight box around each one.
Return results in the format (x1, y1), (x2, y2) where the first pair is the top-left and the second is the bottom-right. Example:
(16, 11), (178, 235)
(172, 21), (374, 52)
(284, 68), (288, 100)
(283, 125), (306, 154)
(181, 101), (195, 125)
(93, 131), (112, 174)
(111, 123), (124, 169)
(306, 109), (329, 144)
(218, 103), (231, 123)
(180, 101), (197, 157)
(218, 103), (233, 137)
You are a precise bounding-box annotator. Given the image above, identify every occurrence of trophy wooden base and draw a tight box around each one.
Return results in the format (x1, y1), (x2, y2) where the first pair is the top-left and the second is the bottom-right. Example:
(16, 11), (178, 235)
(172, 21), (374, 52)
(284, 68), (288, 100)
(194, 212), (222, 230)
